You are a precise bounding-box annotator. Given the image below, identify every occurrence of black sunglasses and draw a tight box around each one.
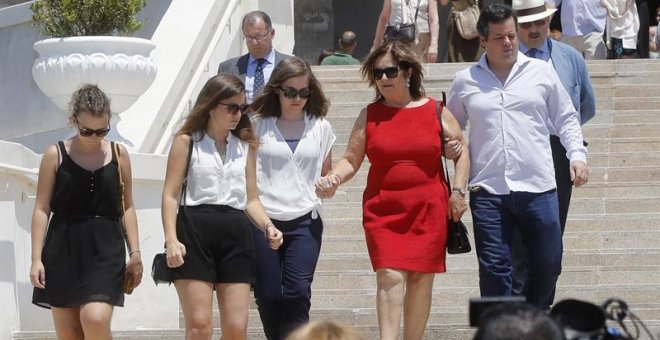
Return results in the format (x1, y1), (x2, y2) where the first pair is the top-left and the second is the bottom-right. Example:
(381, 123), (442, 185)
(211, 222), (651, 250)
(217, 102), (250, 115)
(373, 66), (401, 79)
(280, 87), (312, 99)
(78, 125), (110, 137)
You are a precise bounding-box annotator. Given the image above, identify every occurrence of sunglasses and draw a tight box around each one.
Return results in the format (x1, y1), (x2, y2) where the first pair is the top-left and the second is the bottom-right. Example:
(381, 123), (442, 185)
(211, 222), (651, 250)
(280, 86), (312, 99)
(373, 66), (401, 79)
(217, 102), (250, 115)
(79, 125), (111, 137)
(519, 19), (547, 29)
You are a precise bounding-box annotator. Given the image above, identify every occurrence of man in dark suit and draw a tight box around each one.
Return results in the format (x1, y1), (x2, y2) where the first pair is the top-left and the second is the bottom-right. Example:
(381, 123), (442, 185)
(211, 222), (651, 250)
(218, 11), (293, 103)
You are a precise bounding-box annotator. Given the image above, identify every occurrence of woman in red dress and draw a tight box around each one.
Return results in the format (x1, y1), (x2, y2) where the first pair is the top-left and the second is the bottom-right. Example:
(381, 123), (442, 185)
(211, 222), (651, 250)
(316, 41), (470, 340)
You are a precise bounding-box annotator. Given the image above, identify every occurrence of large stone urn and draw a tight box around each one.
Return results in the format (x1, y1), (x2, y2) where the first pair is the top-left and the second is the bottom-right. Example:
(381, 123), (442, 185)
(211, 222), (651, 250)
(32, 36), (157, 113)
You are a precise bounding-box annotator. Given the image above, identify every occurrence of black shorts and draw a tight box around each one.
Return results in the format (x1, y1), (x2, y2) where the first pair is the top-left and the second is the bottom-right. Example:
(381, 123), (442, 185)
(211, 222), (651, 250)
(170, 204), (256, 284)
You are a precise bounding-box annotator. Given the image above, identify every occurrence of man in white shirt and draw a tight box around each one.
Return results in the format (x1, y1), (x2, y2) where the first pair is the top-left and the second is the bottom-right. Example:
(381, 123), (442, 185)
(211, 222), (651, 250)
(447, 3), (589, 309)
(218, 11), (292, 103)
(546, 0), (608, 59)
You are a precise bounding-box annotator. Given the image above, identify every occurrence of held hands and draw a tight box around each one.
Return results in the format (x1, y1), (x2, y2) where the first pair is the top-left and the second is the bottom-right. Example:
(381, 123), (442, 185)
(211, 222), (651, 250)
(125, 251), (143, 291)
(265, 224), (284, 250)
(570, 160), (589, 188)
(315, 173), (341, 199)
(30, 260), (46, 289)
(166, 239), (187, 268)
(448, 192), (468, 222)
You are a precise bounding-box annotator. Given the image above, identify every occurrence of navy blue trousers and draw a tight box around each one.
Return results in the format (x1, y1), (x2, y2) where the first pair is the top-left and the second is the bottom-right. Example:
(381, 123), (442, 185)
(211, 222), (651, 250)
(470, 189), (563, 310)
(252, 213), (323, 340)
(512, 136), (573, 303)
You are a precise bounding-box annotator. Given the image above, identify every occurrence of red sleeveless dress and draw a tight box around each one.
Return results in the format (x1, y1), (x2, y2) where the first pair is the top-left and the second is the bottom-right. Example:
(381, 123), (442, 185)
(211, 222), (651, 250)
(363, 98), (449, 273)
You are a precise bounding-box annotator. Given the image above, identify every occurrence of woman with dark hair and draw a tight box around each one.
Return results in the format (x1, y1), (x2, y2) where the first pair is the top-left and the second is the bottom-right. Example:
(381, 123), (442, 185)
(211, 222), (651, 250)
(249, 57), (336, 340)
(161, 74), (283, 340)
(30, 84), (143, 339)
(316, 41), (470, 340)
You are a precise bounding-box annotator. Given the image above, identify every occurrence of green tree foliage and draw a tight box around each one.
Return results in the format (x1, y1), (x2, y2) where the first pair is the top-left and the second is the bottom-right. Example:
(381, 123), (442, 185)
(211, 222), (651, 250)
(31, 0), (146, 37)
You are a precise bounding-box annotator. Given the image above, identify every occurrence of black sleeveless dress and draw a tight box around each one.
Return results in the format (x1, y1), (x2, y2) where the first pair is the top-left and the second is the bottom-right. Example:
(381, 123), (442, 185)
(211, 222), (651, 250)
(32, 141), (126, 309)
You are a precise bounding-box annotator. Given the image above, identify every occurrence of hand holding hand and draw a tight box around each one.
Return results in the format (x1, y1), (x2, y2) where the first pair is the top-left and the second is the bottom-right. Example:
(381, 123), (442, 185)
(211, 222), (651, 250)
(166, 239), (187, 268)
(30, 260), (46, 289)
(315, 173), (341, 199)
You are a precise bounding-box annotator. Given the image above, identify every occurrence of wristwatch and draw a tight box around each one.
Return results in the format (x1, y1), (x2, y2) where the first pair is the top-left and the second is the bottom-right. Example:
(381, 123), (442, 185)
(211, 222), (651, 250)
(451, 187), (466, 196)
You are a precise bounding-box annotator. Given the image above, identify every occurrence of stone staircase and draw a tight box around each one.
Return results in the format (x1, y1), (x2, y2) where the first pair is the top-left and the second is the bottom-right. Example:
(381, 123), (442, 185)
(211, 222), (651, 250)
(14, 60), (660, 339)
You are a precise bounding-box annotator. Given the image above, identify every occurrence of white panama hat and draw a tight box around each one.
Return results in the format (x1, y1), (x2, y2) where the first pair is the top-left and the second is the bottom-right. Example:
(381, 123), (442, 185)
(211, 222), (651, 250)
(512, 0), (557, 23)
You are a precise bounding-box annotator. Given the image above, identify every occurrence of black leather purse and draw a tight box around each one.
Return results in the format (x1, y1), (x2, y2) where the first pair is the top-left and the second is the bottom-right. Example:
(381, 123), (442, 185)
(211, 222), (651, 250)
(151, 135), (194, 285)
(436, 93), (472, 255)
(384, 0), (419, 44)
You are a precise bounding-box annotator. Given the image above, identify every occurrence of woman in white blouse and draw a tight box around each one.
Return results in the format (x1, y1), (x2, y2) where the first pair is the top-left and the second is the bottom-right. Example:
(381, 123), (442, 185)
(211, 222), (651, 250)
(161, 74), (283, 340)
(249, 57), (336, 340)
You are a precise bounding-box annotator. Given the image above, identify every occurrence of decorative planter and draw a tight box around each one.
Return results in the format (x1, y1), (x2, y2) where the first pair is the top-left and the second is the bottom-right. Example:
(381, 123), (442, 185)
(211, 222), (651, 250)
(32, 36), (157, 113)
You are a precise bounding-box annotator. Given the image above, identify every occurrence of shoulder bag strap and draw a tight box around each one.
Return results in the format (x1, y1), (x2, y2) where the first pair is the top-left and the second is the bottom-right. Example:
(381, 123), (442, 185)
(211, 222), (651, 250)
(435, 94), (452, 195)
(113, 142), (125, 214)
(180, 134), (194, 213)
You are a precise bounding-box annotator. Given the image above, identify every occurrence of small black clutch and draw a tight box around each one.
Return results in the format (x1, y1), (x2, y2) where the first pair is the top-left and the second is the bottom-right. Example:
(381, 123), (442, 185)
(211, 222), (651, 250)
(447, 220), (472, 254)
(151, 253), (173, 285)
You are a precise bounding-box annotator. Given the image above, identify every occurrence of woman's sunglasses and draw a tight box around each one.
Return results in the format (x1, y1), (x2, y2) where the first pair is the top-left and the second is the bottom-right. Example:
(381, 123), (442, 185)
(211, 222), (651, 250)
(217, 102), (250, 115)
(78, 125), (110, 137)
(280, 87), (312, 99)
(373, 66), (400, 79)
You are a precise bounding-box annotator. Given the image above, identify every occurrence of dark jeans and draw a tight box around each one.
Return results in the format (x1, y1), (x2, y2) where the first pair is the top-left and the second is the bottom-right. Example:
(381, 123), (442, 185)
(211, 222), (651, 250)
(470, 188), (562, 309)
(252, 213), (323, 340)
(512, 136), (572, 303)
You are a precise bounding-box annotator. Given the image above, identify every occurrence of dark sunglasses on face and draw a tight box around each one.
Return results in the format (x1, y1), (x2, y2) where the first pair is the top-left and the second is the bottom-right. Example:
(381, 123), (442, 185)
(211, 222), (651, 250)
(519, 19), (547, 29)
(217, 102), (250, 115)
(79, 125), (111, 137)
(280, 86), (312, 99)
(373, 66), (400, 80)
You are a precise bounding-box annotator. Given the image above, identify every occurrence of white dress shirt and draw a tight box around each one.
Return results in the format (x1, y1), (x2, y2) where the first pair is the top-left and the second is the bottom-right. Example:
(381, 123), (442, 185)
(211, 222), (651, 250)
(252, 114), (336, 221)
(185, 132), (249, 209)
(447, 52), (587, 195)
(547, 0), (607, 36)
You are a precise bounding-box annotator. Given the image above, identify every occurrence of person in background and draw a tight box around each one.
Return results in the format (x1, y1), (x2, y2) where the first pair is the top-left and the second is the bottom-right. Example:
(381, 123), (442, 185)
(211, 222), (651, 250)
(446, 3), (589, 310)
(317, 48), (336, 65)
(546, 0), (608, 59)
(161, 74), (283, 340)
(602, 0), (640, 59)
(286, 320), (365, 340)
(218, 11), (293, 103)
(30, 84), (143, 339)
(372, 0), (440, 62)
(322, 31), (361, 65)
(473, 302), (564, 340)
(653, 6), (660, 54)
(441, 0), (485, 62)
(250, 57), (336, 340)
(509, 0), (596, 305)
(636, 0), (650, 58)
(316, 41), (470, 340)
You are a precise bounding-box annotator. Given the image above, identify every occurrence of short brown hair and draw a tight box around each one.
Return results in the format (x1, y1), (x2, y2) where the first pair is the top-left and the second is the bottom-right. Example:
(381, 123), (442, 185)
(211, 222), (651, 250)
(360, 40), (425, 102)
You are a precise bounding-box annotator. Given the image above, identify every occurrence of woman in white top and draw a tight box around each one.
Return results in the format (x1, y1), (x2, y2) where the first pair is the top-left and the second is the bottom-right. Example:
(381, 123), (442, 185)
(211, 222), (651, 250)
(372, 0), (440, 62)
(249, 57), (336, 340)
(161, 74), (283, 340)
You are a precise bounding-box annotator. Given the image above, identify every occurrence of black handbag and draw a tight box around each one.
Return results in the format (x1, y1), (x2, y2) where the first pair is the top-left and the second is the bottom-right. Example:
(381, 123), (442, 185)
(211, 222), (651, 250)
(435, 93), (472, 254)
(151, 135), (194, 285)
(384, 0), (419, 44)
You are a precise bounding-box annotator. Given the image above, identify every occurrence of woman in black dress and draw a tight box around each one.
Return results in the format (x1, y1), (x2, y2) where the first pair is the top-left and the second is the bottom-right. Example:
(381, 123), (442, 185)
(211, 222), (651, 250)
(30, 84), (143, 339)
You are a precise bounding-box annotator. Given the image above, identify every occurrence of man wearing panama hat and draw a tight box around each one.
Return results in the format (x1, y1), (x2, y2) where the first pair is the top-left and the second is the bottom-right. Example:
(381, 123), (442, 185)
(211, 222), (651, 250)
(510, 0), (596, 306)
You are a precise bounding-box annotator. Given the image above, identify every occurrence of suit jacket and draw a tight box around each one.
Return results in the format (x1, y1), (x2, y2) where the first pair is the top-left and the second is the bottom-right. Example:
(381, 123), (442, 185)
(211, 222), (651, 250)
(549, 39), (596, 125)
(217, 50), (293, 84)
